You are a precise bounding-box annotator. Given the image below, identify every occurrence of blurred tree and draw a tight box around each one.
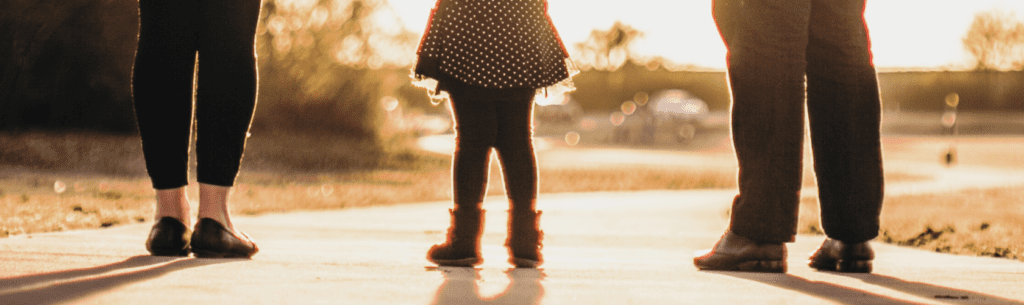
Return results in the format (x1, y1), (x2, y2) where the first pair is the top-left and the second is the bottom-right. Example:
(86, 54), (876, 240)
(573, 21), (643, 71)
(0, 0), (137, 132)
(254, 0), (419, 138)
(963, 9), (1024, 71)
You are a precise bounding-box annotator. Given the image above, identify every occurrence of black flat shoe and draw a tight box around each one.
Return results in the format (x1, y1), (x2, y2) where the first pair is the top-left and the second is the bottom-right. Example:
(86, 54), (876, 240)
(146, 217), (191, 257)
(191, 218), (258, 258)
(809, 238), (873, 273)
(694, 230), (787, 273)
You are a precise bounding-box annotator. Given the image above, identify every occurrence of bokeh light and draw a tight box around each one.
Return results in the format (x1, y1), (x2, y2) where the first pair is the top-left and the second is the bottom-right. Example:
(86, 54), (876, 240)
(54, 181), (66, 194)
(941, 111), (958, 128)
(321, 184), (335, 197)
(381, 96), (400, 112)
(610, 112), (626, 126)
(565, 131), (581, 146)
(945, 93), (960, 108)
(536, 93), (569, 106)
(620, 101), (637, 115)
(579, 117), (598, 131)
(633, 91), (649, 106)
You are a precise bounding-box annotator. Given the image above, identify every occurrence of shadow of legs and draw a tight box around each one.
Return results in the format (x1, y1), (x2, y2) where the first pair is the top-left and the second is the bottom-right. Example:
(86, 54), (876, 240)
(0, 255), (178, 289)
(429, 267), (545, 305)
(0, 255), (239, 304)
(831, 273), (1024, 304)
(711, 271), (920, 305)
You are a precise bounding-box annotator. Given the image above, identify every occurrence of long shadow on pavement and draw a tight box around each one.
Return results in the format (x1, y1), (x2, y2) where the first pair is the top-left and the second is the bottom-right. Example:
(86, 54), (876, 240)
(711, 271), (927, 305)
(832, 273), (1024, 305)
(0, 255), (240, 304)
(429, 267), (544, 305)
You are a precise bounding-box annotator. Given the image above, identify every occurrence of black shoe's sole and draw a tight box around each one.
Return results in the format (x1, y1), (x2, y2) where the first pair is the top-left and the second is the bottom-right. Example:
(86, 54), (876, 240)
(192, 248), (255, 259)
(809, 259), (872, 273)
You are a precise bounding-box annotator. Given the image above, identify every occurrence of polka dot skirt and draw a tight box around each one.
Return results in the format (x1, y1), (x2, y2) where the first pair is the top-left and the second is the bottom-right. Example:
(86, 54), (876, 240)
(413, 0), (574, 90)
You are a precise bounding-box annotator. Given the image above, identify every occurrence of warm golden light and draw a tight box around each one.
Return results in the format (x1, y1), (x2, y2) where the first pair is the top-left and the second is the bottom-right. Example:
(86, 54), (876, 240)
(946, 93), (960, 108)
(564, 131), (581, 146)
(388, 0), (1024, 70)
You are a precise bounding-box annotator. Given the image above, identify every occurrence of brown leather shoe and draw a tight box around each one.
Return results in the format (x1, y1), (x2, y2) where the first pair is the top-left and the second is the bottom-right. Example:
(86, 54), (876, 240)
(146, 217), (191, 256)
(808, 238), (873, 273)
(191, 218), (258, 258)
(694, 230), (786, 272)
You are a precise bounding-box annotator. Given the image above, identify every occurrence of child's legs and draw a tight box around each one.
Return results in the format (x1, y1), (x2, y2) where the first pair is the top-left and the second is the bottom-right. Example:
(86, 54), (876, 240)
(447, 86), (499, 211)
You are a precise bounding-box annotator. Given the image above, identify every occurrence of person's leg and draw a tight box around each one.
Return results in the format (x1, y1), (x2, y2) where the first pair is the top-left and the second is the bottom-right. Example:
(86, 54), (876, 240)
(197, 184), (234, 229)
(193, 0), (262, 229)
(695, 0), (812, 272)
(805, 0), (884, 244)
(492, 88), (538, 212)
(716, 0), (812, 244)
(427, 83), (498, 266)
(491, 88), (543, 267)
(133, 0), (200, 223)
(448, 86), (499, 211)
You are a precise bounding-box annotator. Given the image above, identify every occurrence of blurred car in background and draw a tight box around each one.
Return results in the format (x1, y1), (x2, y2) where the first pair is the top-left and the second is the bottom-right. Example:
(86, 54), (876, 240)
(611, 89), (710, 145)
(649, 89), (710, 143)
(534, 93), (583, 125)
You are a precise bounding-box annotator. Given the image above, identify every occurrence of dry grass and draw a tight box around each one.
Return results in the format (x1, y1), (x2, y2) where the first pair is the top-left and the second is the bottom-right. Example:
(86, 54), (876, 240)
(798, 187), (1024, 261)
(0, 130), (934, 238)
(542, 166), (735, 192)
(5, 130), (1024, 264)
(0, 130), (450, 237)
(0, 175), (152, 237)
(0, 169), (457, 238)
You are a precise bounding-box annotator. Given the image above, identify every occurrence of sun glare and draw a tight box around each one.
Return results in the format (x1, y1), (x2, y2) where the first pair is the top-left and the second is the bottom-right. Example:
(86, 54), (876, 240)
(387, 0), (1024, 70)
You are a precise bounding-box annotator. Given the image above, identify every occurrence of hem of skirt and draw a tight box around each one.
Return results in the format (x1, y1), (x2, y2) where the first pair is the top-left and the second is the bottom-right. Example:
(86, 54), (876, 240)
(410, 58), (579, 105)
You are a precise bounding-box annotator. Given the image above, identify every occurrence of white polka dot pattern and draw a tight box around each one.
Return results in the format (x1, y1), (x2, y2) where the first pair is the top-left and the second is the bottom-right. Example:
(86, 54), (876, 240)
(414, 0), (573, 90)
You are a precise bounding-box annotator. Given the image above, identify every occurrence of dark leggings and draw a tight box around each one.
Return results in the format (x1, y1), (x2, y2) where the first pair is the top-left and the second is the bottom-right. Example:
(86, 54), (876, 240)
(132, 0), (262, 190)
(447, 82), (538, 212)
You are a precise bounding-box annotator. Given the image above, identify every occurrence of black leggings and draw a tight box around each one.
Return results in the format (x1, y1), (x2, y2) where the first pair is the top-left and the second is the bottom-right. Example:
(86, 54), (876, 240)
(447, 82), (538, 212)
(132, 0), (262, 190)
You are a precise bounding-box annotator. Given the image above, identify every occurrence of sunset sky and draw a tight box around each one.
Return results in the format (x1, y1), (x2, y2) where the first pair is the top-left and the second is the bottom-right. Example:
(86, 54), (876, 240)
(387, 0), (1024, 70)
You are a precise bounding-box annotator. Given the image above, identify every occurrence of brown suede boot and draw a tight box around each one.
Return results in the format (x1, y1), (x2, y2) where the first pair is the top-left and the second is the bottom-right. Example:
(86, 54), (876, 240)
(427, 208), (484, 267)
(506, 210), (544, 268)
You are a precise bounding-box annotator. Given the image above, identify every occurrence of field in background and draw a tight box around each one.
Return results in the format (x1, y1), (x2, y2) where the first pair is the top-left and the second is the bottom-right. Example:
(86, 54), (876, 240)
(3, 128), (1024, 262)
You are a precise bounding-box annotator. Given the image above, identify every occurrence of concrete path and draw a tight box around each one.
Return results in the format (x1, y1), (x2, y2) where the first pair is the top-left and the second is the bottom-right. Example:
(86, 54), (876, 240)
(3, 189), (1024, 304)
